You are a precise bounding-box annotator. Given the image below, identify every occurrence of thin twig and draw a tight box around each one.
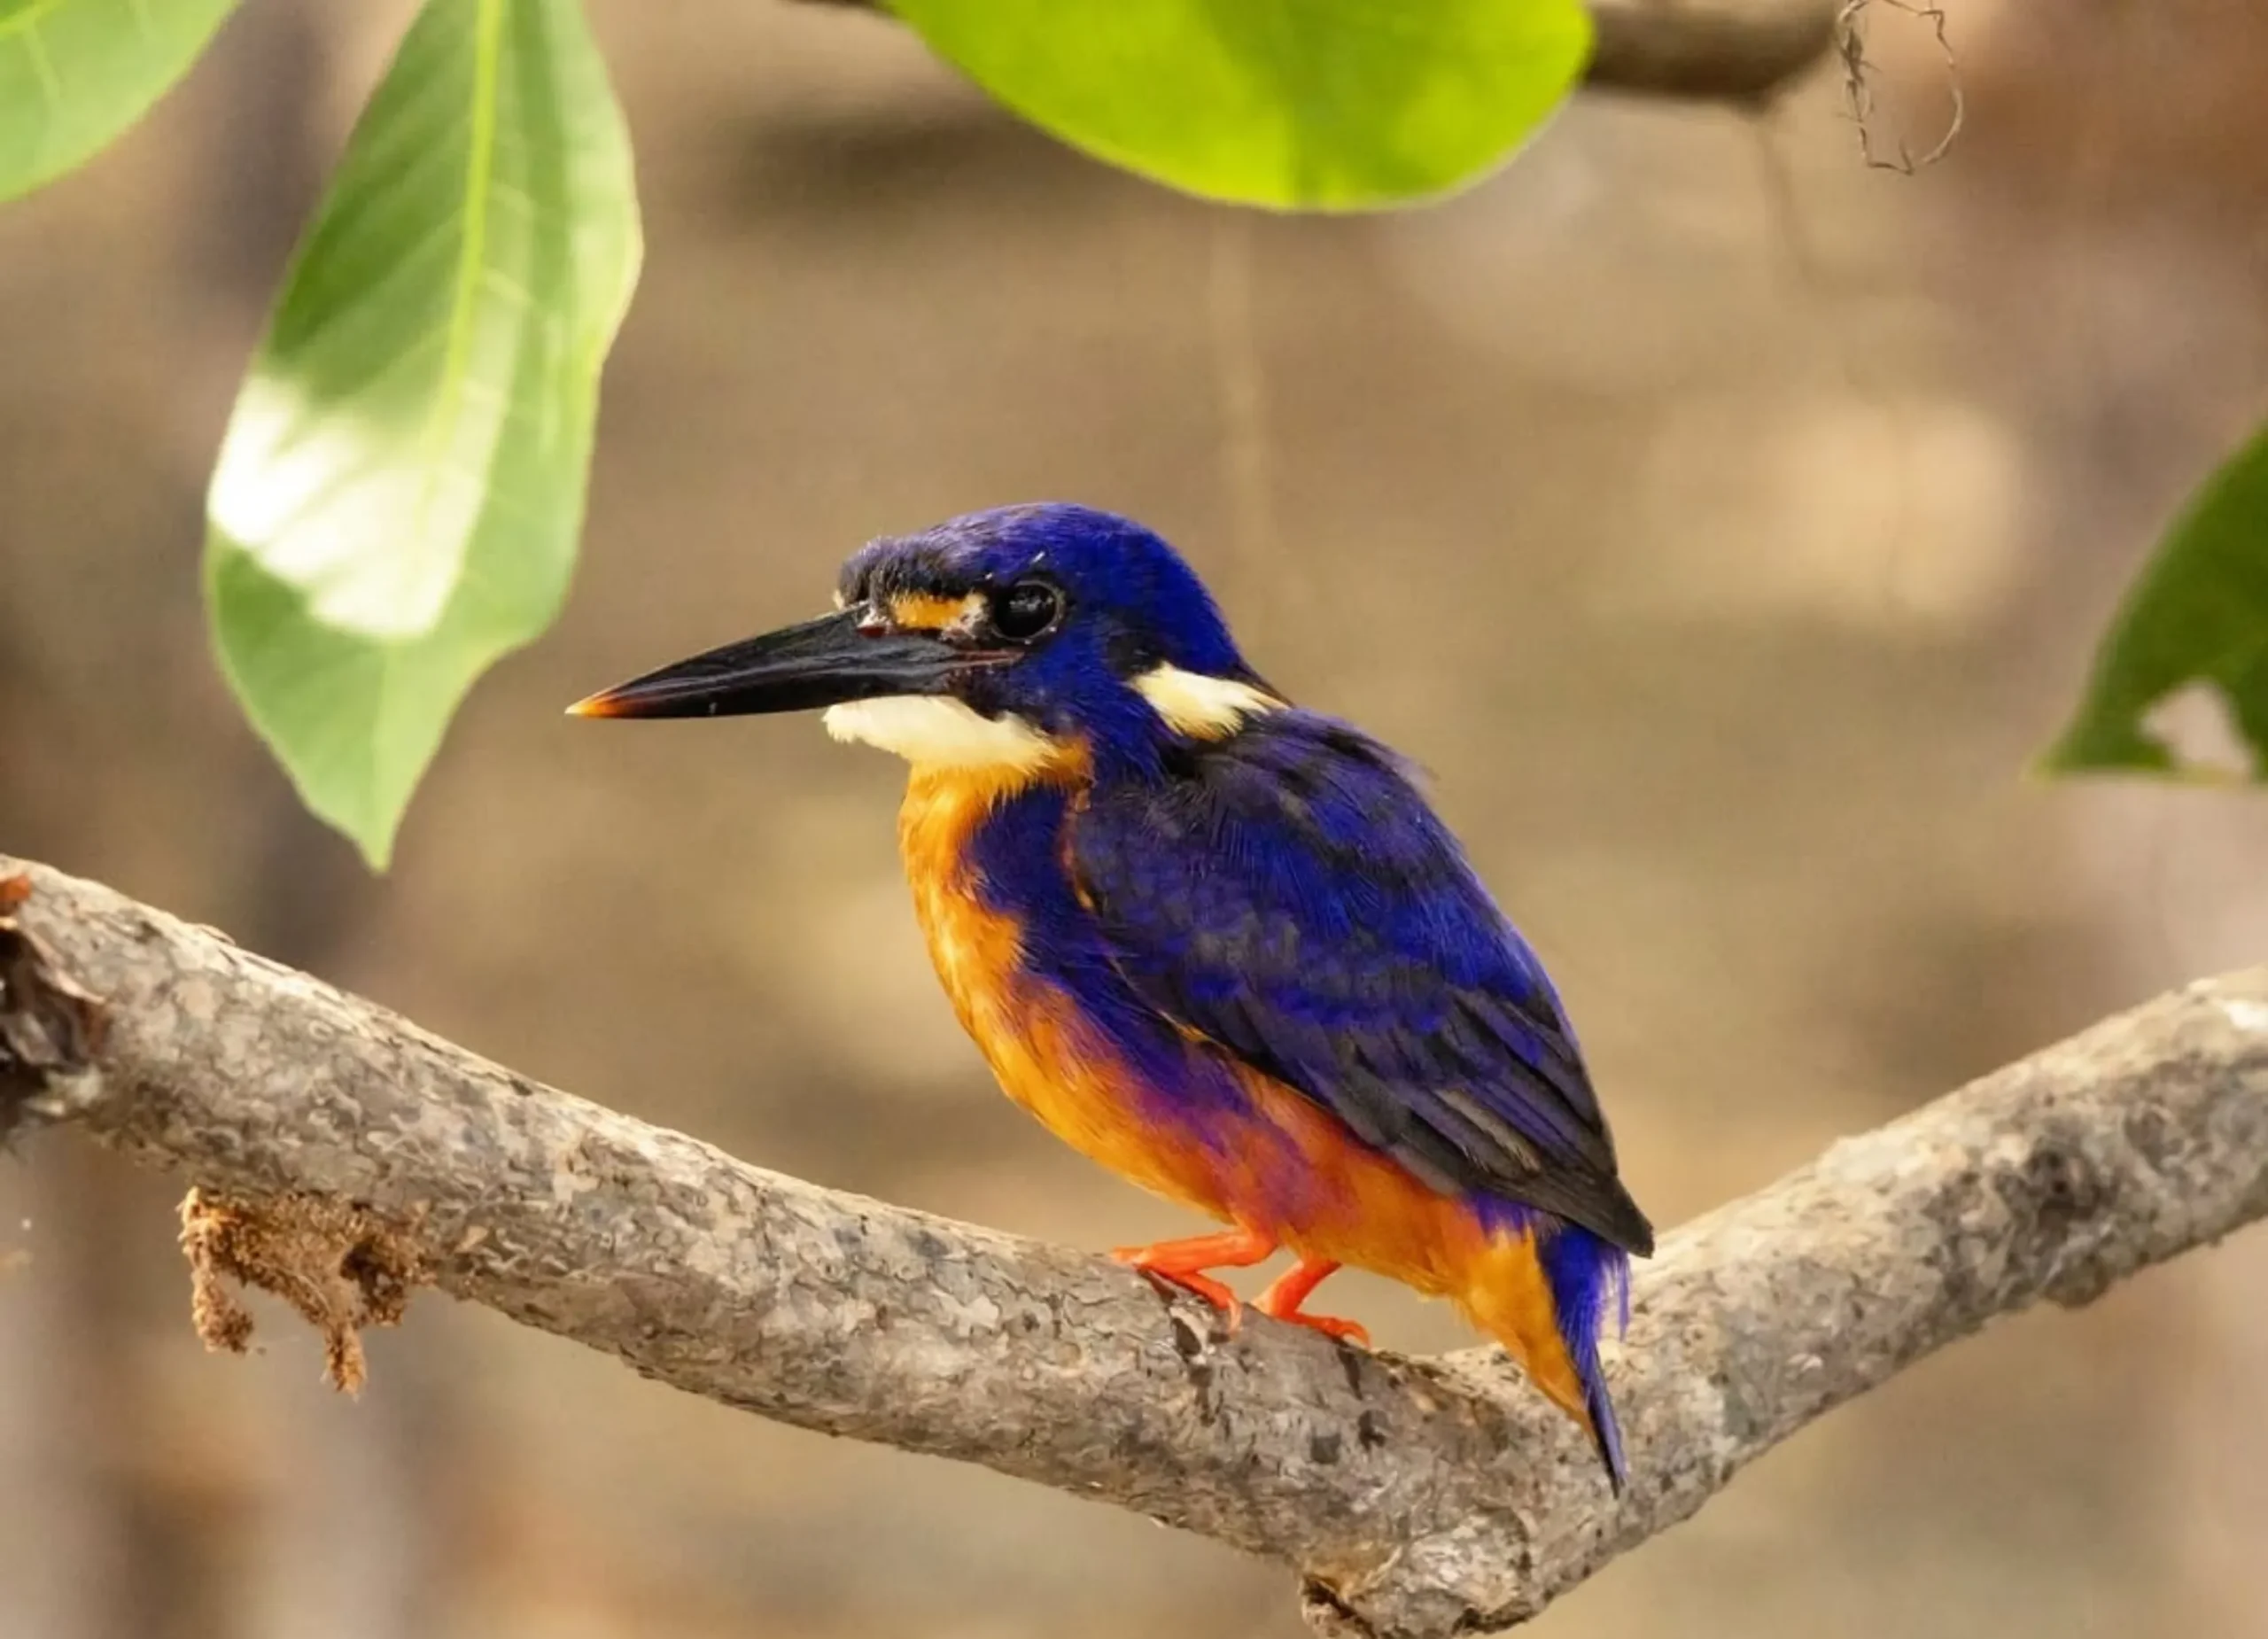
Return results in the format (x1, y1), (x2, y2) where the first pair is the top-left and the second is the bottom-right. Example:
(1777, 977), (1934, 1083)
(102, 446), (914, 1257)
(1837, 0), (1966, 173)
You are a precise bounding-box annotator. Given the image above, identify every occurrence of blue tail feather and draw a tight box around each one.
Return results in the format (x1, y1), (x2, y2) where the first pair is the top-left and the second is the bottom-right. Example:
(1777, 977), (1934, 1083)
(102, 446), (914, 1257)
(1539, 1221), (1632, 1492)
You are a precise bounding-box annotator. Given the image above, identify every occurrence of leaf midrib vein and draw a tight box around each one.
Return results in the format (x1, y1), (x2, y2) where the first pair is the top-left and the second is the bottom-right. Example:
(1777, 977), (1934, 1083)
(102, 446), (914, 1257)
(355, 0), (512, 840)
(411, 0), (509, 556)
(0, 0), (69, 45)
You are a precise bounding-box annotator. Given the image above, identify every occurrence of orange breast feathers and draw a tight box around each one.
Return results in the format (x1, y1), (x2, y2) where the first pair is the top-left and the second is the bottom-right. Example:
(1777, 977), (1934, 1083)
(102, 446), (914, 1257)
(897, 761), (1227, 1212)
(892, 764), (1590, 1423)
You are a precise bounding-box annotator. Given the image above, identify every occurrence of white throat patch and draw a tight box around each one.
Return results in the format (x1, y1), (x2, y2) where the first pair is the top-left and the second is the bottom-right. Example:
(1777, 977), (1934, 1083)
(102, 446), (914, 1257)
(822, 695), (1060, 772)
(1133, 664), (1282, 739)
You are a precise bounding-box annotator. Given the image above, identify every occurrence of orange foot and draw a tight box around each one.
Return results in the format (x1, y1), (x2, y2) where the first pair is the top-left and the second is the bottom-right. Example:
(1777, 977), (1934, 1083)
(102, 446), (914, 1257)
(1111, 1226), (1277, 1332)
(1255, 1256), (1371, 1348)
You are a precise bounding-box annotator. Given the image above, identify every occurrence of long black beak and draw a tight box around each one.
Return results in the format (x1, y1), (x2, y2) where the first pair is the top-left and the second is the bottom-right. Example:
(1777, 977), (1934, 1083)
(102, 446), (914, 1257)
(567, 608), (994, 720)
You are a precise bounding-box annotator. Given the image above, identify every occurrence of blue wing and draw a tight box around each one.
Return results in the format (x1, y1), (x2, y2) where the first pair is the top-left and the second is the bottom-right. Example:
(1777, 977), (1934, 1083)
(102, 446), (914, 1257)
(1066, 710), (1652, 1254)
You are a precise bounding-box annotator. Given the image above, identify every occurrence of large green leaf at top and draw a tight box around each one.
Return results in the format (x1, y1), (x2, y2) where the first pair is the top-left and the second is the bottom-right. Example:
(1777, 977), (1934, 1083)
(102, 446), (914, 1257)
(206, 0), (641, 868)
(0, 0), (241, 200)
(884, 0), (1592, 210)
(2046, 423), (2268, 782)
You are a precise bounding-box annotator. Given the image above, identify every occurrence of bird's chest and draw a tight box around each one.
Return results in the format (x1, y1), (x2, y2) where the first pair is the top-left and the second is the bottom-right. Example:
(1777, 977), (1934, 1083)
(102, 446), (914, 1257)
(897, 770), (1039, 1037)
(896, 770), (1231, 1214)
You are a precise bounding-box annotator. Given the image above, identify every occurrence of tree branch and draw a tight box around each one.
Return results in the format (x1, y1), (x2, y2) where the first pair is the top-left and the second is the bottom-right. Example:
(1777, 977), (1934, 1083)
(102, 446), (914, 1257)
(801, 0), (1839, 105)
(4, 852), (2265, 1636)
(1587, 0), (1837, 100)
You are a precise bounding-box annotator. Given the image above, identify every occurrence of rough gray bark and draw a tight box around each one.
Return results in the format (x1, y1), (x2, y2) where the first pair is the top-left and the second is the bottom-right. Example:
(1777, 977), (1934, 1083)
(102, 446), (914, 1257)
(4, 851), (2266, 1638)
(801, 0), (1840, 104)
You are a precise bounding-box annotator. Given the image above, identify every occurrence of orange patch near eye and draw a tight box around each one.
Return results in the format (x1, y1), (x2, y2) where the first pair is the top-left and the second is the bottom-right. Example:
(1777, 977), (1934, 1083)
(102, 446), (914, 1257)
(889, 592), (978, 631)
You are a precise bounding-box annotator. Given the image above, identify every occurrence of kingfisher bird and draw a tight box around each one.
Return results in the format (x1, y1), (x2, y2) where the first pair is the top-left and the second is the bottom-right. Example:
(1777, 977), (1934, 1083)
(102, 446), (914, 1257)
(570, 503), (1653, 1488)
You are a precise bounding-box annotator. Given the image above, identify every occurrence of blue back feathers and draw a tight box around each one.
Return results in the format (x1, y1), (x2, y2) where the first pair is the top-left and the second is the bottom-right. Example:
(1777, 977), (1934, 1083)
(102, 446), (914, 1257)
(1064, 708), (1651, 1255)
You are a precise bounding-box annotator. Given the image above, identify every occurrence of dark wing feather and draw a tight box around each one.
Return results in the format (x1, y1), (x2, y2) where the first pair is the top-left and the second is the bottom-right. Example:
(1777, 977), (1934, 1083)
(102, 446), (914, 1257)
(1068, 711), (1653, 1254)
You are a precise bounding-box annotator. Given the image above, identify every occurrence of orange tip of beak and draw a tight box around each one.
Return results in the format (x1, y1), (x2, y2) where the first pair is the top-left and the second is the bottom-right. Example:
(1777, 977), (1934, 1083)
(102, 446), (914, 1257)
(563, 692), (619, 719)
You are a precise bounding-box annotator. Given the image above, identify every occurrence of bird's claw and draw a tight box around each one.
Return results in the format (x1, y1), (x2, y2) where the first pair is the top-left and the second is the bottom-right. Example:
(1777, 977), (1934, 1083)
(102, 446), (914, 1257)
(1112, 1247), (1246, 1333)
(1258, 1307), (1371, 1348)
(1252, 1254), (1370, 1348)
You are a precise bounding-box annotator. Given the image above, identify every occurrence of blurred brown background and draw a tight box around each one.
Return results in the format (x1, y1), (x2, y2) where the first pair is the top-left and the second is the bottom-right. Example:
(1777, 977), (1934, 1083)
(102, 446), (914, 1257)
(4, 1), (2267, 1635)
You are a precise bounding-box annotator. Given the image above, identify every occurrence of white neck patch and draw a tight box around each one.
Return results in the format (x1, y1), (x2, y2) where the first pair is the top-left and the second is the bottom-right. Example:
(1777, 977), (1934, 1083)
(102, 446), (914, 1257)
(1133, 664), (1282, 739)
(823, 695), (1061, 772)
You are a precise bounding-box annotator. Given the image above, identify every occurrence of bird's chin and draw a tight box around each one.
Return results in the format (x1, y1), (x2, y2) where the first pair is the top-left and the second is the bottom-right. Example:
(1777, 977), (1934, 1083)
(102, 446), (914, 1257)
(822, 695), (1064, 773)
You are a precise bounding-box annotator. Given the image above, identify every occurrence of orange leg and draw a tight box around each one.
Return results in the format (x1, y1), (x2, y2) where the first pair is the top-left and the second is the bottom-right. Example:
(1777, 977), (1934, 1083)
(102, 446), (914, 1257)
(1255, 1256), (1371, 1348)
(1111, 1226), (1277, 1332)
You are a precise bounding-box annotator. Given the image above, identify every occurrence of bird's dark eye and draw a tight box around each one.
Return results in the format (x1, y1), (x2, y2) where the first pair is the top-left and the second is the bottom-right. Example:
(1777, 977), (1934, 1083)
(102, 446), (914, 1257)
(990, 579), (1064, 642)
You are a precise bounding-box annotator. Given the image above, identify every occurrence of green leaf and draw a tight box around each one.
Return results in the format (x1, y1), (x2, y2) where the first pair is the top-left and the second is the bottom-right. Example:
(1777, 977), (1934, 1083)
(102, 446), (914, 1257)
(883, 0), (1592, 210)
(2045, 422), (2268, 782)
(206, 0), (641, 868)
(0, 0), (242, 200)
